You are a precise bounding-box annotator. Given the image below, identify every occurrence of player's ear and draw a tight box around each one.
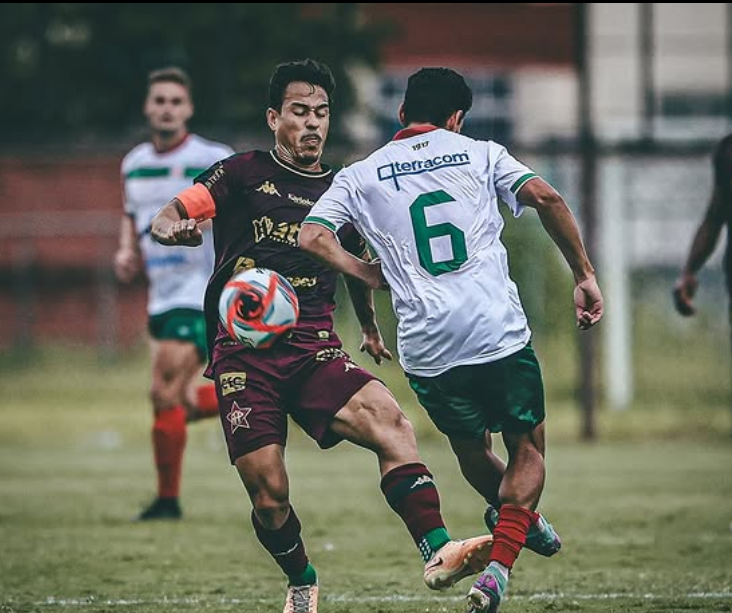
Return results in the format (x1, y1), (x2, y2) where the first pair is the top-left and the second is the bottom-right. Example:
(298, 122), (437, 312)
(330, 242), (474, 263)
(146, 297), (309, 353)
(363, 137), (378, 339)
(447, 110), (465, 133)
(398, 102), (406, 127)
(266, 107), (278, 132)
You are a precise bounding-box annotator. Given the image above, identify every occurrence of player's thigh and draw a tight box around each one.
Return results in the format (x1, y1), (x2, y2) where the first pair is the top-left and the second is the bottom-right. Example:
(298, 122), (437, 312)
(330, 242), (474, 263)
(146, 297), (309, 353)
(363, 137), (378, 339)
(289, 353), (378, 449)
(330, 379), (416, 451)
(212, 356), (288, 465)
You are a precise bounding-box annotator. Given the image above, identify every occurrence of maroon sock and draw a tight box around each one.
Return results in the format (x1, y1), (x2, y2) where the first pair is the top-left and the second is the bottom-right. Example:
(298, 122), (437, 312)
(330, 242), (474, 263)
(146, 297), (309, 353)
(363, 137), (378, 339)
(380, 462), (445, 544)
(490, 503), (538, 569)
(252, 506), (309, 578)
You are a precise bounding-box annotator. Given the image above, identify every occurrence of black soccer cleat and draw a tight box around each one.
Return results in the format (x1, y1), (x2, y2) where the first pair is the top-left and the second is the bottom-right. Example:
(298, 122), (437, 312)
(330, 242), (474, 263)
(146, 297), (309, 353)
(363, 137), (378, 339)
(135, 497), (182, 521)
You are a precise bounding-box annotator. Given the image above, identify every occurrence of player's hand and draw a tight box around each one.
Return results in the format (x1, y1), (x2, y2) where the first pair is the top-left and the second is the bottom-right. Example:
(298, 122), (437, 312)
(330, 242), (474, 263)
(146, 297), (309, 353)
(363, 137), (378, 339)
(360, 325), (393, 365)
(574, 276), (604, 330)
(153, 218), (203, 246)
(113, 247), (141, 283)
(672, 272), (698, 316)
(363, 259), (389, 291)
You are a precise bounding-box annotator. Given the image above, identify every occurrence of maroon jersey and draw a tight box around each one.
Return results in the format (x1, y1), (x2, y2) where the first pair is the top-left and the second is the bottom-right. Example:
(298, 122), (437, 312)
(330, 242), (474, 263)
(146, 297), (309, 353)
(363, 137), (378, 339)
(195, 150), (367, 361)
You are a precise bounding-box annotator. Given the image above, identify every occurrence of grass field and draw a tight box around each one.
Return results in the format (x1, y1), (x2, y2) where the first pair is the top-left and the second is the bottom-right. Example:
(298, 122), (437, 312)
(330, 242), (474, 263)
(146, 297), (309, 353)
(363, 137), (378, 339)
(1, 339), (731, 613)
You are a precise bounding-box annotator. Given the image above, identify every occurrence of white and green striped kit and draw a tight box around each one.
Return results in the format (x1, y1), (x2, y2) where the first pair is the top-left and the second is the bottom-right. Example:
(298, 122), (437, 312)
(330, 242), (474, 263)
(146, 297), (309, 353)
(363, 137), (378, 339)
(306, 129), (537, 377)
(121, 134), (233, 316)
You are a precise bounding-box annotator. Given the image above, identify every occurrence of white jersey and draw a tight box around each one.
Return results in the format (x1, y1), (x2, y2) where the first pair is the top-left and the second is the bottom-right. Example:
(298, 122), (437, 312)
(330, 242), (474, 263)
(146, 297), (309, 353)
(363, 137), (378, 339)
(306, 127), (538, 376)
(122, 134), (234, 316)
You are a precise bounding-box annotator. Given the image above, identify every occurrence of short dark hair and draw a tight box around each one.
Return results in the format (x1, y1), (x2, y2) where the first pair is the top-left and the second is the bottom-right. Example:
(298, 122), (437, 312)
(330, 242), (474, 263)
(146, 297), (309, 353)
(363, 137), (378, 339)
(148, 66), (192, 92)
(268, 59), (336, 111)
(402, 68), (473, 127)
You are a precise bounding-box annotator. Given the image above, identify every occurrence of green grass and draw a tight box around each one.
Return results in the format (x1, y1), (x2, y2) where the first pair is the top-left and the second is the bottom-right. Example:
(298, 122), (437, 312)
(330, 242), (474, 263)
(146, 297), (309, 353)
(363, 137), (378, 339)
(1, 345), (731, 613)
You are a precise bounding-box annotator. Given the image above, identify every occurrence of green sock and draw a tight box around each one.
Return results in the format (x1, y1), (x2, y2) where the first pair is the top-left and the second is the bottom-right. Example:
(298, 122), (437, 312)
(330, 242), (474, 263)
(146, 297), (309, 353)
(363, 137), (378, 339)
(419, 527), (451, 562)
(288, 563), (317, 587)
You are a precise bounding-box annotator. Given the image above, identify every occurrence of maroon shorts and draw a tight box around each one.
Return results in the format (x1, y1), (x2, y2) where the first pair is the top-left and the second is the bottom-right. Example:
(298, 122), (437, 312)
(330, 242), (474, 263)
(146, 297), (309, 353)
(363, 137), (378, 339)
(211, 327), (377, 463)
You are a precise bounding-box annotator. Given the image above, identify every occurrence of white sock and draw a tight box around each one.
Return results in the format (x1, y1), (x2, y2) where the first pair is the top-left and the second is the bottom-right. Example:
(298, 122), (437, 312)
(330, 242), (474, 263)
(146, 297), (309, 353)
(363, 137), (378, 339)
(488, 561), (510, 582)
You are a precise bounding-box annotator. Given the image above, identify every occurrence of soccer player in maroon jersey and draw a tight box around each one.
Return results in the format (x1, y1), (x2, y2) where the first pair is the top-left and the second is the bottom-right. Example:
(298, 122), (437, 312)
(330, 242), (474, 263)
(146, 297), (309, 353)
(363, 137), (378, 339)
(150, 59), (492, 613)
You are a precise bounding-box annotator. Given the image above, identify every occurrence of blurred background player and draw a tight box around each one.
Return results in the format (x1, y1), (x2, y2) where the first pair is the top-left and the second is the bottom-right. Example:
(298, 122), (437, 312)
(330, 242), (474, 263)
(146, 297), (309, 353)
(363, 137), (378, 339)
(150, 59), (493, 613)
(114, 66), (234, 521)
(300, 66), (603, 613)
(673, 133), (732, 437)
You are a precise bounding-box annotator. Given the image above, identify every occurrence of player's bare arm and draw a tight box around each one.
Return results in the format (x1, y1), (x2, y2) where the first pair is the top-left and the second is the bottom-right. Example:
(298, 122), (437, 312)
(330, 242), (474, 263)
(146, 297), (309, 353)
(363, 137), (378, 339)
(114, 214), (143, 283)
(673, 186), (726, 316)
(151, 199), (203, 247)
(299, 222), (386, 290)
(517, 177), (604, 329)
(343, 253), (393, 365)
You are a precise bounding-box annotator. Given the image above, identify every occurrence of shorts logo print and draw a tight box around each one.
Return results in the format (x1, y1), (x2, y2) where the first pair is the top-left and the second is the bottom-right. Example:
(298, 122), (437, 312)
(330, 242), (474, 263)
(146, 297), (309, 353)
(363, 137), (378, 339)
(315, 348), (347, 362)
(220, 371), (247, 396)
(227, 401), (252, 433)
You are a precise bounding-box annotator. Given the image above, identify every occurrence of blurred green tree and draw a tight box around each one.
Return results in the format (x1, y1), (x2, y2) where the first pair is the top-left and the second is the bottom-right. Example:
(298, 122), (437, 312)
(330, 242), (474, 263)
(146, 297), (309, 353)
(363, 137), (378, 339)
(0, 3), (391, 144)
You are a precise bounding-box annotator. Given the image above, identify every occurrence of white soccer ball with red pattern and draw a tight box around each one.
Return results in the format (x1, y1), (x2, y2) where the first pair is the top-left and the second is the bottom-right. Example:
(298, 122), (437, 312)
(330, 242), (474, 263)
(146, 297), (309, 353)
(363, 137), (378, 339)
(218, 267), (299, 349)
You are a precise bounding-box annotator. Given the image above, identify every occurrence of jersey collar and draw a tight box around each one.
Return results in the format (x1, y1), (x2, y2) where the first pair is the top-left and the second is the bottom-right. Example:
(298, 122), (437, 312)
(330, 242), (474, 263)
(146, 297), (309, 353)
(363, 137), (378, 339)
(269, 150), (332, 178)
(392, 124), (440, 141)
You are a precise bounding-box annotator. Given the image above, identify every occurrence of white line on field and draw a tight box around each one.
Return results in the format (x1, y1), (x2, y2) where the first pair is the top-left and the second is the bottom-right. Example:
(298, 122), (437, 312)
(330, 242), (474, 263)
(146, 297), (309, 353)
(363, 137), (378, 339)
(24, 591), (732, 606)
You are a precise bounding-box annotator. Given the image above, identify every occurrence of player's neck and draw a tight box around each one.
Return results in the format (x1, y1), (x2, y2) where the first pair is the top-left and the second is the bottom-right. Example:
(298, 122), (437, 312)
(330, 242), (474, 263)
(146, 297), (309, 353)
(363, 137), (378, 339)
(273, 144), (322, 173)
(393, 124), (439, 141)
(151, 131), (189, 154)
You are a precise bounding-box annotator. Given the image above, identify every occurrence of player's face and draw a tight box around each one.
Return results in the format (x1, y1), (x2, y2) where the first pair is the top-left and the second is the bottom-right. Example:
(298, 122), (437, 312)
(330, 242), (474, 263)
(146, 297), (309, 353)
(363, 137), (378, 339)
(144, 82), (193, 137)
(268, 82), (330, 169)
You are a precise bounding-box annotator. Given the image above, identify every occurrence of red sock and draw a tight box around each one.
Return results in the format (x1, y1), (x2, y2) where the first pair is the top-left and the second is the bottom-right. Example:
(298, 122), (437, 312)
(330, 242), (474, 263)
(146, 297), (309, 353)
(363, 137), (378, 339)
(195, 384), (219, 418)
(152, 406), (187, 498)
(380, 462), (445, 544)
(490, 504), (538, 569)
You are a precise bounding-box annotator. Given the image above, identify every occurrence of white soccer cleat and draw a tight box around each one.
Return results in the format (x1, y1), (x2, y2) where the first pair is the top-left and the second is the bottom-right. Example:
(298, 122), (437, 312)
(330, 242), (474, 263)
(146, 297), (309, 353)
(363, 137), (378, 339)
(283, 584), (318, 613)
(423, 535), (494, 590)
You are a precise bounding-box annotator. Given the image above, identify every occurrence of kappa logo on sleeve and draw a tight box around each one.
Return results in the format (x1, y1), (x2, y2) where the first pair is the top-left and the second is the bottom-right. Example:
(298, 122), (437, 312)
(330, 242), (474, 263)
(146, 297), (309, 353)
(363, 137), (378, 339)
(219, 372), (247, 396)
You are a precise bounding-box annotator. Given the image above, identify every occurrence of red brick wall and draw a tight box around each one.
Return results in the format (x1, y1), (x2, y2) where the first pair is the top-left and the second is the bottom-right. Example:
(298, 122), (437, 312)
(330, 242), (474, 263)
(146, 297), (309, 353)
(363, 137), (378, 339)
(363, 3), (574, 68)
(0, 155), (148, 349)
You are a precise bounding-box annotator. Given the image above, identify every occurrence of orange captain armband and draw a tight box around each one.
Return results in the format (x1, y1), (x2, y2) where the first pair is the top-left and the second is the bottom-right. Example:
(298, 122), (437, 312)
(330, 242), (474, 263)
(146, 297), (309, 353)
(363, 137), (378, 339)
(177, 183), (216, 222)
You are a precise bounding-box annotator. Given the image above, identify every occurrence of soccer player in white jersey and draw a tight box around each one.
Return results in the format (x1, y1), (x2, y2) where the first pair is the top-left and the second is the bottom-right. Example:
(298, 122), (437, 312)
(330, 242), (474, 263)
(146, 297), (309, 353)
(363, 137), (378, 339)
(299, 67), (603, 612)
(114, 66), (234, 521)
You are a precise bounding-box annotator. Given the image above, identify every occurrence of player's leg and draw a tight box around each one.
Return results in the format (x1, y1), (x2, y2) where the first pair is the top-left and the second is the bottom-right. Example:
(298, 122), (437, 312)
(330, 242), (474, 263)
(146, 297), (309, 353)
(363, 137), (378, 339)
(447, 432), (560, 559)
(173, 309), (218, 423)
(332, 380), (493, 589)
(234, 444), (318, 612)
(293, 349), (492, 591)
(447, 431), (505, 505)
(467, 345), (554, 612)
(213, 352), (318, 613)
(183, 363), (219, 423)
(467, 426), (545, 612)
(138, 337), (201, 520)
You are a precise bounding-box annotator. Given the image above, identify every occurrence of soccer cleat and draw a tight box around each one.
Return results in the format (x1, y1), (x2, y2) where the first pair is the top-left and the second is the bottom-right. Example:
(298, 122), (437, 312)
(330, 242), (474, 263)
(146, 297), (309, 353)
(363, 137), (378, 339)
(135, 497), (182, 521)
(283, 584), (318, 613)
(467, 566), (507, 613)
(423, 535), (494, 590)
(484, 505), (561, 557)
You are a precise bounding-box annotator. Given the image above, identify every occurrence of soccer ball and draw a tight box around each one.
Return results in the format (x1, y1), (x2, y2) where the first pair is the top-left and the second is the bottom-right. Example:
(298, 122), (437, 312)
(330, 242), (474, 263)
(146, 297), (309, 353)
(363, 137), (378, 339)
(218, 267), (299, 349)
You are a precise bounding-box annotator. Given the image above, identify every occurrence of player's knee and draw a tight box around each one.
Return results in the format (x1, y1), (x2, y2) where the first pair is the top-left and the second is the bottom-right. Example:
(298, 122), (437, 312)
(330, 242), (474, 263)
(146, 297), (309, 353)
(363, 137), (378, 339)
(372, 395), (413, 436)
(150, 383), (177, 412)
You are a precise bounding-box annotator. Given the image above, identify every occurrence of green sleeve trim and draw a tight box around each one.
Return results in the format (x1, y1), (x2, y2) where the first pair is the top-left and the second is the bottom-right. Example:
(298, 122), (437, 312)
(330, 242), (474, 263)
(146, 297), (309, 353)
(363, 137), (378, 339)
(510, 172), (538, 194)
(303, 216), (337, 232)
